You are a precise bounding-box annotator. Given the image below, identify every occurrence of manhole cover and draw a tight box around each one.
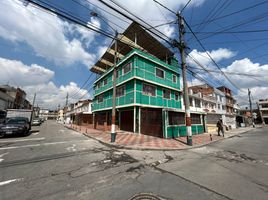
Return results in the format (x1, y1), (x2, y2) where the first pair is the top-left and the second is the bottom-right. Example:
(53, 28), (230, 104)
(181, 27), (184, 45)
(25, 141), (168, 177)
(129, 193), (163, 200)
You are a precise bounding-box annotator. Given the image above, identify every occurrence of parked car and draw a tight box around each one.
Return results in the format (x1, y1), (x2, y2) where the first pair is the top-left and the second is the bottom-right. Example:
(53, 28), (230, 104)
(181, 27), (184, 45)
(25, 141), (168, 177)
(32, 118), (41, 126)
(0, 117), (30, 138)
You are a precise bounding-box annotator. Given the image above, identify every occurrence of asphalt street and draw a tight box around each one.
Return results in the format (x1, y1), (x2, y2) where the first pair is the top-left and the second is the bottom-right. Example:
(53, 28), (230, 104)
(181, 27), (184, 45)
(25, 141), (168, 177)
(0, 120), (267, 200)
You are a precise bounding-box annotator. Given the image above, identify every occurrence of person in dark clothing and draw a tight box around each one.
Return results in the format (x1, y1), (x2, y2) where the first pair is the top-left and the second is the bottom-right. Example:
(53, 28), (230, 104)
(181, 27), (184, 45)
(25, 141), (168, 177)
(217, 119), (225, 137)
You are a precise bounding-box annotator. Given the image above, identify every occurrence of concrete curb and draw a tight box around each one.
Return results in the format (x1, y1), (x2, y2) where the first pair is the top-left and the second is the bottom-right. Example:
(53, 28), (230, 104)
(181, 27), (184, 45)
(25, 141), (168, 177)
(66, 125), (258, 151)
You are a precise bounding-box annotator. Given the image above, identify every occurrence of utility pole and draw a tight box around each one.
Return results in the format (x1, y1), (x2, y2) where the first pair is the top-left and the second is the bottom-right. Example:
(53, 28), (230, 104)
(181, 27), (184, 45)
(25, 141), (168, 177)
(111, 31), (118, 142)
(65, 92), (69, 107)
(177, 12), (192, 145)
(30, 93), (36, 125)
(248, 88), (255, 127)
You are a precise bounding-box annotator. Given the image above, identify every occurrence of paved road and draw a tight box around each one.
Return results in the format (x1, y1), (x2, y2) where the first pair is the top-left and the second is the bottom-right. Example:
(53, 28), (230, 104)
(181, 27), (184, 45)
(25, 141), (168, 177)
(0, 121), (267, 200)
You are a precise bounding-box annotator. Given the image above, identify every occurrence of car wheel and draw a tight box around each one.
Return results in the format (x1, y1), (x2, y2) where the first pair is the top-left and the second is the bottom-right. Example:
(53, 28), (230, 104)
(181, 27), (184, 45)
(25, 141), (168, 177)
(0, 132), (4, 138)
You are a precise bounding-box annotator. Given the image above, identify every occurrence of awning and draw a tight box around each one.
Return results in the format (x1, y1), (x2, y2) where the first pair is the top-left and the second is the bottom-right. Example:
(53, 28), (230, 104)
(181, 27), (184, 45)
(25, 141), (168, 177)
(90, 22), (174, 74)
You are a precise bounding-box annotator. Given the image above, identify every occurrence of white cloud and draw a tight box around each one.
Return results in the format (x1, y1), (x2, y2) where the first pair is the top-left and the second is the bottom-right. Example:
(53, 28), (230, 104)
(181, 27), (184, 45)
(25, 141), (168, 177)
(187, 48), (236, 68)
(0, 57), (91, 109)
(0, 57), (54, 87)
(0, 0), (97, 67)
(89, 0), (207, 39)
(23, 82), (91, 109)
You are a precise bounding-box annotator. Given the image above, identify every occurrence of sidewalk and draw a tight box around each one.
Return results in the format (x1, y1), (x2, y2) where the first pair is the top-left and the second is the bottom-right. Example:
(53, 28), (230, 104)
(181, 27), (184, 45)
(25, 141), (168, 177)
(66, 124), (256, 150)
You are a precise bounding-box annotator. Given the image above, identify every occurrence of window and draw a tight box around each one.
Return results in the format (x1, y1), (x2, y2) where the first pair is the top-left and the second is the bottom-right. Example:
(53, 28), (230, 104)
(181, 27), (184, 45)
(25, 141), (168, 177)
(191, 114), (201, 124)
(222, 105), (226, 110)
(103, 78), (107, 85)
(168, 111), (185, 125)
(163, 89), (170, 99)
(172, 74), (177, 83)
(98, 94), (103, 103)
(189, 98), (193, 106)
(175, 92), (179, 101)
(156, 68), (164, 78)
(142, 84), (156, 96)
(123, 62), (132, 74)
(96, 81), (101, 89)
(218, 104), (221, 109)
(116, 85), (125, 97)
(195, 99), (201, 108)
(115, 69), (119, 78)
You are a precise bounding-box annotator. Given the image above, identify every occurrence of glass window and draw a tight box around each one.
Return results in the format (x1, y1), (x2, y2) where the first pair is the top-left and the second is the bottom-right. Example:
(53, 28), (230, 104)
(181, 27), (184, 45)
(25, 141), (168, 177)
(123, 62), (132, 74)
(168, 111), (185, 125)
(218, 104), (221, 109)
(116, 85), (125, 97)
(98, 95), (103, 103)
(189, 97), (193, 106)
(175, 92), (179, 101)
(142, 84), (156, 96)
(156, 68), (164, 78)
(163, 89), (170, 99)
(115, 69), (119, 78)
(195, 99), (201, 108)
(172, 74), (177, 83)
(191, 114), (201, 124)
(103, 78), (107, 85)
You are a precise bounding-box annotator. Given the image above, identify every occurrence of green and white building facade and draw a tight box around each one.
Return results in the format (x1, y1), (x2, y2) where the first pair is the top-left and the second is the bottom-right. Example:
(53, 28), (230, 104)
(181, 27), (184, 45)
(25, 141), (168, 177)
(91, 23), (205, 138)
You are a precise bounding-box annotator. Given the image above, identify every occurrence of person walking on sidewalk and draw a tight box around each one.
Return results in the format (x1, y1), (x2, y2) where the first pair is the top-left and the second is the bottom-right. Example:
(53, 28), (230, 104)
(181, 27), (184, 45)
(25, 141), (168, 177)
(217, 119), (225, 137)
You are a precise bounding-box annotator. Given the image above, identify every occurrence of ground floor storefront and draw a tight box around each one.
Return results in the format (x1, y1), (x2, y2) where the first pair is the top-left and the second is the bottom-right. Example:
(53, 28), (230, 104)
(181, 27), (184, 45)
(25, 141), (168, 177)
(93, 106), (205, 138)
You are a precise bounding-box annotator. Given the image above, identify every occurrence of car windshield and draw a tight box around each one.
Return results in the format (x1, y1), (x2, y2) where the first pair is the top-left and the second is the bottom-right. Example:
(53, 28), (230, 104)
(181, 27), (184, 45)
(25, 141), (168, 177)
(7, 118), (26, 124)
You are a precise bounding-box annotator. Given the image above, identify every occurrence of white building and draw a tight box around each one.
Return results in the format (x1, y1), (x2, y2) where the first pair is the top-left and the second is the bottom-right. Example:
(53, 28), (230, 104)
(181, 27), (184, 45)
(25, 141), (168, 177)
(258, 99), (268, 124)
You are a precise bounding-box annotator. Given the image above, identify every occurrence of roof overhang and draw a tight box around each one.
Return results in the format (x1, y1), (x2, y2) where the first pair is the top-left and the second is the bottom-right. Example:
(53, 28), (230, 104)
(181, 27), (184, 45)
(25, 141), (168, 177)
(90, 22), (174, 74)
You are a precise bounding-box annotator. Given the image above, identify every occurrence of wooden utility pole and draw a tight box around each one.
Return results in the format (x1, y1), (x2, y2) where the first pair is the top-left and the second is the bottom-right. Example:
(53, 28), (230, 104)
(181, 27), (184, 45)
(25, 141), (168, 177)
(111, 31), (118, 142)
(177, 13), (192, 145)
(248, 88), (255, 127)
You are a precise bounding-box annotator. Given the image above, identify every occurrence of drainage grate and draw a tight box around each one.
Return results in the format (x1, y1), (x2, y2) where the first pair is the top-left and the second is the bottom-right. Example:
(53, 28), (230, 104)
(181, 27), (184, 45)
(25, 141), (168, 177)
(129, 193), (163, 200)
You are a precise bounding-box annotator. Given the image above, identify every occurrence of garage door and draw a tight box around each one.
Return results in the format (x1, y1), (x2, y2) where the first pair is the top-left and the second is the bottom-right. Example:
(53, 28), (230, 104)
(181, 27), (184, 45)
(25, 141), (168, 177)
(141, 108), (163, 137)
(120, 110), (134, 132)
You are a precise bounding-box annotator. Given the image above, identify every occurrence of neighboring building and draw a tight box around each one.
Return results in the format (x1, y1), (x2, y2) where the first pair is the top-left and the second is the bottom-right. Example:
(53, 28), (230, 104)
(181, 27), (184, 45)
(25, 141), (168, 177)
(57, 109), (64, 123)
(217, 86), (236, 129)
(64, 103), (74, 124)
(39, 109), (49, 120)
(0, 87), (14, 110)
(73, 99), (93, 126)
(189, 85), (226, 133)
(0, 85), (30, 109)
(90, 23), (205, 138)
(258, 98), (268, 124)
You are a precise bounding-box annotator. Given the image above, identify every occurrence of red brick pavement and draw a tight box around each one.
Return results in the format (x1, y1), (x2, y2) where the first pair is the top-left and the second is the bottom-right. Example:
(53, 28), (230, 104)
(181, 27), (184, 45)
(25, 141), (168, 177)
(67, 124), (222, 150)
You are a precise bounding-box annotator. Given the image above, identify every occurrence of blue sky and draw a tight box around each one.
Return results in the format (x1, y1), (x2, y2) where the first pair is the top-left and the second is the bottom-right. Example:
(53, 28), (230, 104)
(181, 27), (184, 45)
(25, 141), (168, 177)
(0, 0), (268, 109)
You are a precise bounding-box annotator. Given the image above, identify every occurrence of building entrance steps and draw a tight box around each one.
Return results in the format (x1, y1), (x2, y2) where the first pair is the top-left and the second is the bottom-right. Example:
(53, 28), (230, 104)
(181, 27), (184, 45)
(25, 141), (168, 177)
(66, 124), (257, 150)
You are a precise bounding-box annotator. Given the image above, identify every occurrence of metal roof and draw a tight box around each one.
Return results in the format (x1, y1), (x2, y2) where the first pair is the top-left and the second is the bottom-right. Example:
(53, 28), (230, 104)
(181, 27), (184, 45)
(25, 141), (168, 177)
(90, 22), (174, 74)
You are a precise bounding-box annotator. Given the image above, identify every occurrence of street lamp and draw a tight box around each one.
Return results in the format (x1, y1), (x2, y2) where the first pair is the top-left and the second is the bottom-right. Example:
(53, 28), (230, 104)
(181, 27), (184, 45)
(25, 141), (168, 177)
(91, 12), (118, 142)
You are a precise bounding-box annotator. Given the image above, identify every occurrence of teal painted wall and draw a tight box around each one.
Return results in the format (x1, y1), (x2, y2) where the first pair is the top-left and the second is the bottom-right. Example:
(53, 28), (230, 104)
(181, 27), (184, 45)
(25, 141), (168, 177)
(166, 125), (204, 138)
(135, 79), (182, 109)
(92, 49), (181, 112)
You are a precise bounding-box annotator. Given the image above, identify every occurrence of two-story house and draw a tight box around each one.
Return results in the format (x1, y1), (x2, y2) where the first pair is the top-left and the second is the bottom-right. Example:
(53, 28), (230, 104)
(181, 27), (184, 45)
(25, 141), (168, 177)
(91, 23), (205, 138)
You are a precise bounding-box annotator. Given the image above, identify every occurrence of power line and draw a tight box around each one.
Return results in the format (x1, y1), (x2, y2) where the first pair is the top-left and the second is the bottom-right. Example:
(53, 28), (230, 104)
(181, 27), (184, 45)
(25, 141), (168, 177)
(103, 0), (173, 44)
(181, 0), (192, 13)
(189, 29), (268, 34)
(183, 17), (240, 90)
(192, 1), (268, 27)
(152, 0), (176, 15)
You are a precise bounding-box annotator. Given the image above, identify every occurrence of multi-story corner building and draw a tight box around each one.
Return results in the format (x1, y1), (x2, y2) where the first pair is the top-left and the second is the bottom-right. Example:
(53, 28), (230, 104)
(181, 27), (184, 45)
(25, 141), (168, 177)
(0, 87), (14, 110)
(258, 98), (268, 124)
(72, 99), (93, 126)
(91, 23), (205, 138)
(189, 85), (226, 132)
(217, 86), (236, 129)
(0, 85), (30, 109)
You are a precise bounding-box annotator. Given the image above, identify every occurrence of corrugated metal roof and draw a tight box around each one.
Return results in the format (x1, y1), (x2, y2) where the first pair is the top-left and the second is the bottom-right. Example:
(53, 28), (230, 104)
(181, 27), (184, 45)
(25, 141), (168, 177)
(90, 22), (174, 74)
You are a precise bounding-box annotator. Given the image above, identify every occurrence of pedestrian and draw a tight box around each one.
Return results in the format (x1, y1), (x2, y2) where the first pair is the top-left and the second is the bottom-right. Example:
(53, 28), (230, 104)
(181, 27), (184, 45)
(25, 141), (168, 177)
(217, 119), (225, 137)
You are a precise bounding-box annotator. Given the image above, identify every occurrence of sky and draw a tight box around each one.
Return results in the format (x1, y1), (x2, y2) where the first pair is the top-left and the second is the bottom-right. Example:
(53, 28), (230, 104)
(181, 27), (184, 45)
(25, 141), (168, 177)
(0, 0), (268, 109)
